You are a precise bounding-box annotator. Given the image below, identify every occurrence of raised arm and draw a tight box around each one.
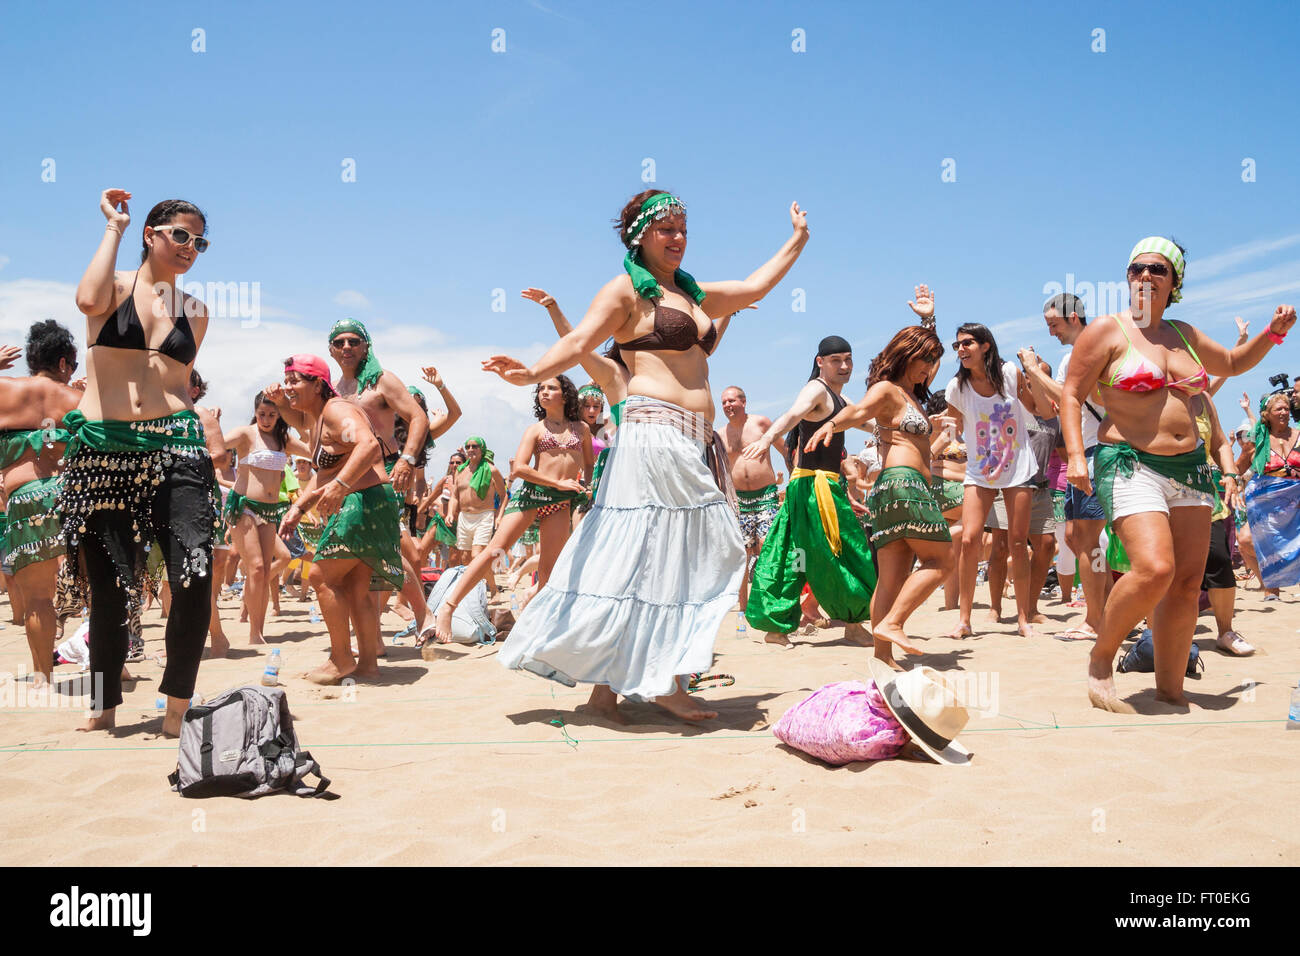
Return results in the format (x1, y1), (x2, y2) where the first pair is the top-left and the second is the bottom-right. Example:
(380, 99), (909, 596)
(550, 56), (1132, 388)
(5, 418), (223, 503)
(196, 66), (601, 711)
(521, 288), (625, 393)
(1206, 316), (1251, 397)
(1180, 305), (1296, 378)
(262, 383), (309, 432)
(697, 202), (810, 318)
(420, 367), (462, 440)
(805, 382), (900, 453)
(485, 276), (635, 387)
(75, 189), (132, 317)
(740, 379), (828, 461)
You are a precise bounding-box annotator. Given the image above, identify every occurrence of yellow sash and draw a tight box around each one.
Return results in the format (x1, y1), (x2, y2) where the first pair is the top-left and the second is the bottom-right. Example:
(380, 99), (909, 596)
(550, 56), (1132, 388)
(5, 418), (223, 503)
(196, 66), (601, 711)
(791, 468), (841, 556)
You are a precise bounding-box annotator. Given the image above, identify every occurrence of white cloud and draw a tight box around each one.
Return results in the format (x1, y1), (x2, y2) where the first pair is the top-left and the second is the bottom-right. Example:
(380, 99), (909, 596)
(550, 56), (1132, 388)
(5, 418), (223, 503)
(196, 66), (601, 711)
(332, 289), (371, 310)
(988, 314), (1041, 337)
(1191, 234), (1300, 280)
(0, 256), (10, 271)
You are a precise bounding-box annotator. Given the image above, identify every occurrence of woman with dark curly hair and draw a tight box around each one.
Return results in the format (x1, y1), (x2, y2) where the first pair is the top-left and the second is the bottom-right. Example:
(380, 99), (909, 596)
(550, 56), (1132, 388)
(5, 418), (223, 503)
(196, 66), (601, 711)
(805, 324), (952, 667)
(69, 189), (220, 735)
(431, 375), (593, 641)
(484, 189), (807, 723)
(1063, 236), (1295, 711)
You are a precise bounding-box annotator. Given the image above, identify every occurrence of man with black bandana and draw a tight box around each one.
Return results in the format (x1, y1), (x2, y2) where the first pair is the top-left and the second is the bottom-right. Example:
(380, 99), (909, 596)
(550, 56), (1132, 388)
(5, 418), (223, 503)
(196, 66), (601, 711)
(739, 336), (877, 645)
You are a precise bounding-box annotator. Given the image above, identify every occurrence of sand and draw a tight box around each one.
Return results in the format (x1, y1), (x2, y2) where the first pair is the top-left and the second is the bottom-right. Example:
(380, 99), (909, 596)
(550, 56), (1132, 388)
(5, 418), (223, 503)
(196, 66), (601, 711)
(1, 578), (1296, 866)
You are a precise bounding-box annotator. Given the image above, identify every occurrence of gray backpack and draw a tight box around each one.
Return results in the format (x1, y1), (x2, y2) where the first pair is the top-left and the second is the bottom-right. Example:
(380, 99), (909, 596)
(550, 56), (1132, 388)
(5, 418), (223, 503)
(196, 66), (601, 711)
(168, 686), (330, 798)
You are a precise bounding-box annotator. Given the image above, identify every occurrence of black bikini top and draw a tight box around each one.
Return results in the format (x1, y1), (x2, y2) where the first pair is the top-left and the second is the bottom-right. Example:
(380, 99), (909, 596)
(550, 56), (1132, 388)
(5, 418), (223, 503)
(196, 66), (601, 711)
(91, 271), (198, 366)
(620, 302), (717, 355)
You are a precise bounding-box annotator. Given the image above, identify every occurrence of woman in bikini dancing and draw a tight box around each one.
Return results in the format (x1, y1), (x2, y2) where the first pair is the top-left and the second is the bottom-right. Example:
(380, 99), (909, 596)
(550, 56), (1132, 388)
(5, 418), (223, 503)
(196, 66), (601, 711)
(1062, 236), (1295, 712)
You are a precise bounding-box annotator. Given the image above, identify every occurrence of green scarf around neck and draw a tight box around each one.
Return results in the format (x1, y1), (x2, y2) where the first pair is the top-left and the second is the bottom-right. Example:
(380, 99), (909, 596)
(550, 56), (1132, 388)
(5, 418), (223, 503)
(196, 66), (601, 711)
(1251, 395), (1292, 476)
(458, 436), (494, 499)
(329, 318), (383, 393)
(622, 193), (706, 304)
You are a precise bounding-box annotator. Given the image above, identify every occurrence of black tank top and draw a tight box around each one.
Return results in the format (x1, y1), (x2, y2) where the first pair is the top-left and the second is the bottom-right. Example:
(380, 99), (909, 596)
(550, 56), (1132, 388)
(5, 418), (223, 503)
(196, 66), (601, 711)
(796, 380), (845, 472)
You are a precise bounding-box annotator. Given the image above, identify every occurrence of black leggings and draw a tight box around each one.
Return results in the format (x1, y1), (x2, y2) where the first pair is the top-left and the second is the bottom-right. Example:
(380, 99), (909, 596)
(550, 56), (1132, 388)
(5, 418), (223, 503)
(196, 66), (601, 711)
(1201, 517), (1235, 591)
(82, 455), (215, 711)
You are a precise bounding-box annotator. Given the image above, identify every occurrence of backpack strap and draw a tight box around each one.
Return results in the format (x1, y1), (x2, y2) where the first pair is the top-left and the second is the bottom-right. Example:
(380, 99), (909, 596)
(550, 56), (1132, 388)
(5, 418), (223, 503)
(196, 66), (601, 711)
(291, 750), (331, 797)
(199, 710), (215, 779)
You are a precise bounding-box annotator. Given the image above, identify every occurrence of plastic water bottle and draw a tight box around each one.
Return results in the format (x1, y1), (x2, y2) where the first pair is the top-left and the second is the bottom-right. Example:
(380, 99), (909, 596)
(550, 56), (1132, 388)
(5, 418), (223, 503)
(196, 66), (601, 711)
(261, 648), (282, 687)
(511, 594), (519, 613)
(1288, 684), (1300, 730)
(154, 697), (165, 711)
(736, 613), (747, 639)
(309, 605), (321, 623)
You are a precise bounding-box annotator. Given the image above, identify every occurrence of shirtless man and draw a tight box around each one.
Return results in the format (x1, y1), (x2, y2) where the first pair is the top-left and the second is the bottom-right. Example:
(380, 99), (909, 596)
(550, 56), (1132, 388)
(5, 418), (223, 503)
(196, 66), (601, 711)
(448, 437), (507, 595)
(719, 386), (785, 612)
(326, 322), (459, 644)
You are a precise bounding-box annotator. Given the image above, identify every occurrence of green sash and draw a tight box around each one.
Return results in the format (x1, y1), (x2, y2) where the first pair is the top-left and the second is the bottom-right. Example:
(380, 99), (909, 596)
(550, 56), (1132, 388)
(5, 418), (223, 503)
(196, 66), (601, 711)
(0, 427), (71, 469)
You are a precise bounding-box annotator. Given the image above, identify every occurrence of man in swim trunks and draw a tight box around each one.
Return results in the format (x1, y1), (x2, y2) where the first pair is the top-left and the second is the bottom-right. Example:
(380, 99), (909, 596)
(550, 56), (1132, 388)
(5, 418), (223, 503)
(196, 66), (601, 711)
(719, 386), (785, 612)
(449, 436), (506, 596)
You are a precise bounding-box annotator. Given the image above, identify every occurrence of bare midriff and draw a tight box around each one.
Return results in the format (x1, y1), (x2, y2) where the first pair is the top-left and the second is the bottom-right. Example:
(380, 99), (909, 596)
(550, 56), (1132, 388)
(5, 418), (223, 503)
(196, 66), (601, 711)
(1096, 386), (1198, 455)
(79, 346), (193, 422)
(232, 462), (284, 503)
(618, 298), (715, 418)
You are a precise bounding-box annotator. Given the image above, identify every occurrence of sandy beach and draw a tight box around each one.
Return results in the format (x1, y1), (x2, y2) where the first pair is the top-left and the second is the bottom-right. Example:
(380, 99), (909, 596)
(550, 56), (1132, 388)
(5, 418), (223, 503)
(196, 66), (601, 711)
(1, 580), (1296, 867)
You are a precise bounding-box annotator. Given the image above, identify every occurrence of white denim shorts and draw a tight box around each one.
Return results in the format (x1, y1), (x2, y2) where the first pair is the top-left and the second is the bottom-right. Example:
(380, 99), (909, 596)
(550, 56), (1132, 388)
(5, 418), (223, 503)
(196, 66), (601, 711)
(1108, 460), (1214, 520)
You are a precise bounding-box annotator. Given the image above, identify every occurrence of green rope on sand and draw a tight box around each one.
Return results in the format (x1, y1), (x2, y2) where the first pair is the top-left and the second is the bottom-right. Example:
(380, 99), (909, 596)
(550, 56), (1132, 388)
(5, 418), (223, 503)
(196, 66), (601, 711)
(549, 717), (579, 749)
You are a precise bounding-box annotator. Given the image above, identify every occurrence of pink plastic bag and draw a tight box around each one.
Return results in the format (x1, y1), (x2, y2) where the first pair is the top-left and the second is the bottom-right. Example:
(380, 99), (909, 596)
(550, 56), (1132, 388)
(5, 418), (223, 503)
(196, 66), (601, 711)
(773, 680), (909, 765)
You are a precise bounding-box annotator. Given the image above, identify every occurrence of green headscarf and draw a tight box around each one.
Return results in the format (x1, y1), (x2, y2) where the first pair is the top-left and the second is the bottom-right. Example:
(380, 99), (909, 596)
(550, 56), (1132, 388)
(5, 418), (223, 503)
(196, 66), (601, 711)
(1250, 394), (1289, 476)
(328, 318), (383, 392)
(622, 193), (706, 305)
(458, 436), (494, 499)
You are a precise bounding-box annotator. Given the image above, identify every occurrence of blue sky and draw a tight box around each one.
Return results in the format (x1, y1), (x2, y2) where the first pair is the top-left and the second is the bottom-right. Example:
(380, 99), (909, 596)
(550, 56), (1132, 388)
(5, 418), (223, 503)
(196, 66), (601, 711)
(2, 0), (1298, 466)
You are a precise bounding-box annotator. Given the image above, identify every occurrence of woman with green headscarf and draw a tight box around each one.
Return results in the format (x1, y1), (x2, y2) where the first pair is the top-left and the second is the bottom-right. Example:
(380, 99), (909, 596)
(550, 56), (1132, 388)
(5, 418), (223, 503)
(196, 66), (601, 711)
(1061, 234), (1296, 714)
(1241, 391), (1300, 596)
(484, 190), (810, 725)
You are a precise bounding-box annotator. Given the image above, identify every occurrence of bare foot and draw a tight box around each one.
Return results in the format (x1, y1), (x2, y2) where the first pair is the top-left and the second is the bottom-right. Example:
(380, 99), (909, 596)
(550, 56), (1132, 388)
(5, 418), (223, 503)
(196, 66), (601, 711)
(576, 685), (628, 725)
(946, 622), (973, 640)
(872, 647), (905, 671)
(872, 622), (923, 655)
(433, 604), (454, 644)
(844, 622), (873, 646)
(78, 707), (116, 732)
(985, 608), (1002, 623)
(653, 685), (717, 722)
(1087, 658), (1135, 714)
(1018, 622), (1039, 638)
(161, 697), (188, 737)
(208, 634), (230, 658)
(305, 659), (356, 685)
(763, 631), (792, 646)
(1030, 612), (1047, 624)
(1151, 691), (1191, 710)
(351, 663), (381, 681)
(248, 633), (267, 645)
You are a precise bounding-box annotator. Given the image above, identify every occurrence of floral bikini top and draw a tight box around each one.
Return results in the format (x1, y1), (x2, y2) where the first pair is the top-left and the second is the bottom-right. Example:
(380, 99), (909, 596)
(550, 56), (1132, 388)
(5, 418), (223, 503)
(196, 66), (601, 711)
(897, 398), (932, 436)
(1104, 315), (1209, 395)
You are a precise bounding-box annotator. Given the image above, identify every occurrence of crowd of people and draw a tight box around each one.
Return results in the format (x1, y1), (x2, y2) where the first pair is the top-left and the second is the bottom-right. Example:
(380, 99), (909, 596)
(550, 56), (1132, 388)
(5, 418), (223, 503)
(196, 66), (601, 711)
(2, 185), (1296, 739)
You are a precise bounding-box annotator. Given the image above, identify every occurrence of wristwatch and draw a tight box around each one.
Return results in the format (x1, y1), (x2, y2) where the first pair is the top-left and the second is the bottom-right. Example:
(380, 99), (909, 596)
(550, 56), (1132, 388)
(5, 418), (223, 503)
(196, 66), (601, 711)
(400, 453), (417, 466)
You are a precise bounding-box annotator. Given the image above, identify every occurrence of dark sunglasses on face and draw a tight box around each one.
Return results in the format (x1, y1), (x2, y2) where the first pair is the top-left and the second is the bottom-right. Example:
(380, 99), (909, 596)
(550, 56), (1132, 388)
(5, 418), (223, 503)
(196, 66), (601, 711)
(154, 225), (209, 253)
(1127, 261), (1170, 279)
(952, 339), (977, 351)
(331, 337), (364, 348)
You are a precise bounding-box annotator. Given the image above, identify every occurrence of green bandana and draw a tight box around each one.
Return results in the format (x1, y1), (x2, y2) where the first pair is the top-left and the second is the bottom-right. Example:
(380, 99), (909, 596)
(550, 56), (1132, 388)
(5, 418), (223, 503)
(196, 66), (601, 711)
(1128, 236), (1186, 304)
(458, 437), (494, 499)
(329, 318), (383, 392)
(578, 384), (604, 402)
(622, 193), (706, 304)
(60, 410), (207, 461)
(1251, 395), (1289, 476)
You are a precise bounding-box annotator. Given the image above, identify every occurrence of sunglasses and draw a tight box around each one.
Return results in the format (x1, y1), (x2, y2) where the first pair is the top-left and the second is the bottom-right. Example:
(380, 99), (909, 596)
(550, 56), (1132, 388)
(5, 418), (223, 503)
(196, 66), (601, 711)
(951, 339), (978, 351)
(153, 225), (209, 253)
(1127, 261), (1170, 279)
(331, 336), (364, 348)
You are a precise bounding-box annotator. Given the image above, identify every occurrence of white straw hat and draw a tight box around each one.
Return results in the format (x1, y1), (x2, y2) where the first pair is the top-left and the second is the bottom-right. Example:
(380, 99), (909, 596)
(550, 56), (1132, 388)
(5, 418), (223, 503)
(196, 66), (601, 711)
(867, 658), (973, 767)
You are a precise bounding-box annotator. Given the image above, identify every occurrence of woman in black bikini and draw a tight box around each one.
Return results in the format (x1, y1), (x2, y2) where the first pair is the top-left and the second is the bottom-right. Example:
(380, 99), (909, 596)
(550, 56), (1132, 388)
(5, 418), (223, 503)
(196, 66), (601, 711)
(70, 189), (220, 735)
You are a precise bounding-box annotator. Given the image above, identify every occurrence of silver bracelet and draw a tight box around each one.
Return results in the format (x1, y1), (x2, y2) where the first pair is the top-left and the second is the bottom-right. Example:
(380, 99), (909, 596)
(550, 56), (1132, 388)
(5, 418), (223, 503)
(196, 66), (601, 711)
(333, 475), (352, 490)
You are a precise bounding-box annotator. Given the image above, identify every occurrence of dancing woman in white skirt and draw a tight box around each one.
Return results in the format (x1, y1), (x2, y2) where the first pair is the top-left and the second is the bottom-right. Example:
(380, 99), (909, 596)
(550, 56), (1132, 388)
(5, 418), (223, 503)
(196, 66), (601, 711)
(483, 190), (810, 722)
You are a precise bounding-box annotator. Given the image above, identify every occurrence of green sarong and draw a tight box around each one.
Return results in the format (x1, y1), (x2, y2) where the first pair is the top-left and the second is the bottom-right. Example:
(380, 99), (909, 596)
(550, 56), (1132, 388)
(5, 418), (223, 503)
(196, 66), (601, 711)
(0, 426), (71, 469)
(1051, 488), (1067, 523)
(579, 400), (625, 515)
(314, 483), (404, 590)
(929, 475), (965, 514)
(520, 517), (540, 547)
(5, 475), (64, 573)
(430, 511), (457, 546)
(224, 490), (290, 528)
(299, 520), (324, 551)
(503, 480), (583, 516)
(737, 484), (779, 514)
(745, 472), (877, 634)
(1093, 442), (1216, 523)
(866, 466), (952, 548)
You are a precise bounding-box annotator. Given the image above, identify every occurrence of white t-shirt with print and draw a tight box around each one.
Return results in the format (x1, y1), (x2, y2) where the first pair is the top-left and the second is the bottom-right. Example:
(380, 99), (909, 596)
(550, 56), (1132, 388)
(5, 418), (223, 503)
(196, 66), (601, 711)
(1056, 349), (1100, 450)
(944, 362), (1038, 489)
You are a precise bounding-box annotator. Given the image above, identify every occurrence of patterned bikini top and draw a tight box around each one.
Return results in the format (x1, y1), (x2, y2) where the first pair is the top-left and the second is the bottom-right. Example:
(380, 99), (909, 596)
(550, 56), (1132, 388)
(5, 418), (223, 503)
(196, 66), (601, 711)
(536, 423), (581, 452)
(898, 398), (932, 436)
